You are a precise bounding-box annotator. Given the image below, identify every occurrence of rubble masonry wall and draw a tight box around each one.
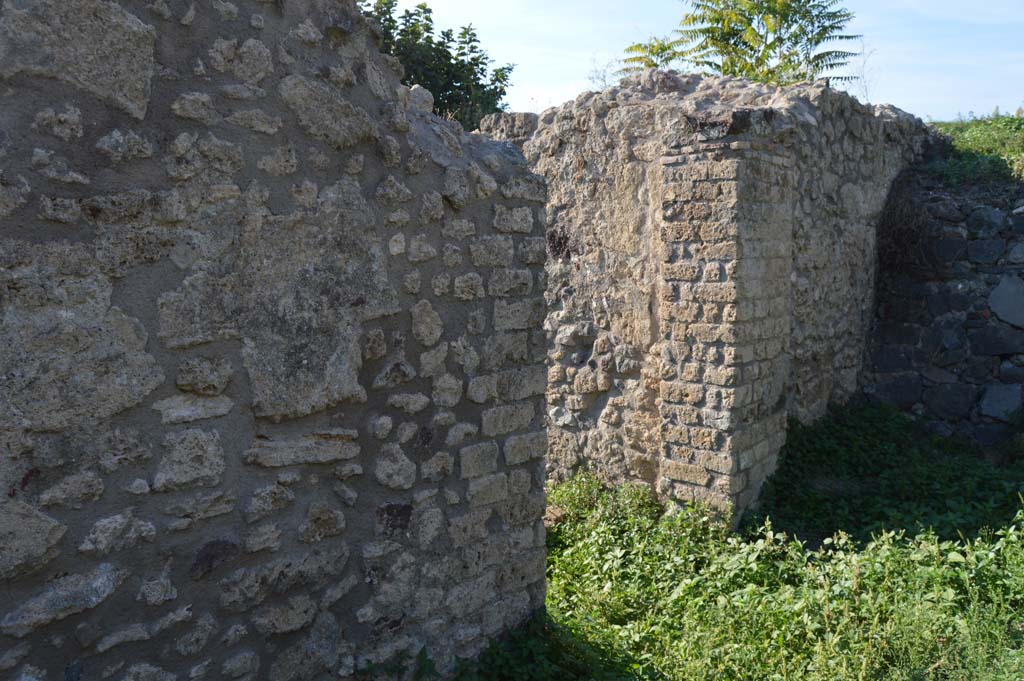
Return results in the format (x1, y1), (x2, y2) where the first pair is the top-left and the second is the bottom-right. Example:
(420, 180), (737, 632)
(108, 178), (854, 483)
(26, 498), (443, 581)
(0, 1), (547, 678)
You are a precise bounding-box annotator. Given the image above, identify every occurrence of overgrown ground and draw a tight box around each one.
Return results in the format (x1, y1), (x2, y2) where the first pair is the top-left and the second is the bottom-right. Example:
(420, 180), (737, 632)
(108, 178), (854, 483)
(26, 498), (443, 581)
(921, 114), (1024, 186)
(450, 116), (1024, 681)
(454, 404), (1024, 680)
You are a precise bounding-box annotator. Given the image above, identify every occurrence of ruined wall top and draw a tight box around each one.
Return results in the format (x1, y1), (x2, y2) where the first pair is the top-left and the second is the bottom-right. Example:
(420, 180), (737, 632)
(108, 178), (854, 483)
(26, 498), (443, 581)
(489, 69), (930, 514)
(524, 70), (928, 157)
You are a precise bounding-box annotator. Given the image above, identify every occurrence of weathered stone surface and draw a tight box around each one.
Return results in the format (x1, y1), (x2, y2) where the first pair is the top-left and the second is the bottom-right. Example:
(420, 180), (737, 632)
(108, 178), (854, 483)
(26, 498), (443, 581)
(218, 547), (347, 613)
(33, 105), (83, 142)
(253, 594), (318, 635)
(482, 402), (535, 437)
(504, 432), (547, 466)
(244, 430), (359, 467)
(967, 206), (1006, 234)
(412, 300), (444, 347)
(0, 173), (30, 217)
(120, 663), (175, 681)
(298, 502), (346, 543)
(923, 383), (977, 420)
(153, 430), (225, 492)
(172, 92), (221, 124)
(13, 665), (46, 681)
(0, 501), (65, 579)
(990, 275), (1024, 329)
(279, 75), (377, 150)
(222, 650), (259, 678)
(0, 0), (156, 118)
(209, 37), (273, 85)
(468, 473), (509, 507)
(1, 563), (127, 637)
(388, 392), (430, 413)
(374, 444), (417, 490)
(95, 622), (151, 653)
(0, 641), (30, 671)
(479, 112), (539, 149)
(493, 205), (535, 234)
(176, 357), (233, 396)
(174, 612), (217, 656)
(980, 383), (1023, 422)
(244, 483), (295, 524)
(1, 243), (164, 432)
(136, 562), (176, 606)
(38, 471), (104, 509)
(243, 523), (281, 554)
(267, 612), (345, 680)
(163, 490), (235, 531)
(489, 69), (928, 515)
(79, 509), (155, 555)
(96, 129), (153, 163)
(460, 441), (499, 479)
(152, 394), (234, 424)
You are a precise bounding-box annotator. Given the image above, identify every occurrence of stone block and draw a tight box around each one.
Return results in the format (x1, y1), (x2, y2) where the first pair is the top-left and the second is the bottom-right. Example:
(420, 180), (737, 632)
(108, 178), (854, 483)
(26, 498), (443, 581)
(482, 402), (535, 437)
(460, 442), (499, 479)
(979, 383), (1023, 422)
(989, 275), (1024, 329)
(923, 383), (977, 420)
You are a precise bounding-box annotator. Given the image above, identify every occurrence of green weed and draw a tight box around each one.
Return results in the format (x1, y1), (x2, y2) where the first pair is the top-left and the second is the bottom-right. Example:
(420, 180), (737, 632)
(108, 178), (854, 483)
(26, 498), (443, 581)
(922, 114), (1024, 185)
(465, 405), (1024, 680)
(746, 403), (1024, 545)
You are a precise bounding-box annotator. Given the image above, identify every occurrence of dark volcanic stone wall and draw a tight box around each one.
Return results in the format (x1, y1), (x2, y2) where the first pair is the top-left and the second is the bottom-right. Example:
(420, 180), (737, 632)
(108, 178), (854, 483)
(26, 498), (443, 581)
(867, 179), (1024, 444)
(0, 1), (547, 678)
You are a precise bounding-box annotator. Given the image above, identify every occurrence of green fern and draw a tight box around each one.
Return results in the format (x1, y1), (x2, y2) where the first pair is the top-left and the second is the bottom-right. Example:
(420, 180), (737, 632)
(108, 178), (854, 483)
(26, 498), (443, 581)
(621, 37), (685, 73)
(621, 0), (860, 85)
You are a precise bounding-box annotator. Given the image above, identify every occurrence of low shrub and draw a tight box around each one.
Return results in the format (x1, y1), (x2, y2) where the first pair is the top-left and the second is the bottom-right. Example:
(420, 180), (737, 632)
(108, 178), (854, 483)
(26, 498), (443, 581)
(922, 114), (1024, 185)
(462, 405), (1024, 680)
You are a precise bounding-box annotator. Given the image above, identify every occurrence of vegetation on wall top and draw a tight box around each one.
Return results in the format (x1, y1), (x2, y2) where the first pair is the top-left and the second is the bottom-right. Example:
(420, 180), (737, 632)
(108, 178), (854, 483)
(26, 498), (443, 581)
(360, 0), (513, 131)
(925, 113), (1024, 185)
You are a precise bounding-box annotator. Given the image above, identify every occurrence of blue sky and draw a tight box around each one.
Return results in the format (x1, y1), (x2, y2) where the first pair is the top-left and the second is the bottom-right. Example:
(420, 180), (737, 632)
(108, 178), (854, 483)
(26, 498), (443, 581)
(392, 0), (1024, 121)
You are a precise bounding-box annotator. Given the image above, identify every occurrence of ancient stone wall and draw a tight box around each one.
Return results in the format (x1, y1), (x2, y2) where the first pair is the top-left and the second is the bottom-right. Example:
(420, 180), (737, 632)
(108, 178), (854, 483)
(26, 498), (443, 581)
(867, 178), (1024, 444)
(0, 1), (546, 678)
(491, 71), (929, 514)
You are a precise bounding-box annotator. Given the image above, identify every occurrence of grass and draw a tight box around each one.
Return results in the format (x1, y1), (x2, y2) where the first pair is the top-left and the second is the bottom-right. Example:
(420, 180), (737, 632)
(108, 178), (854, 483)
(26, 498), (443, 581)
(746, 404), (1024, 546)
(457, 404), (1024, 680)
(921, 114), (1024, 185)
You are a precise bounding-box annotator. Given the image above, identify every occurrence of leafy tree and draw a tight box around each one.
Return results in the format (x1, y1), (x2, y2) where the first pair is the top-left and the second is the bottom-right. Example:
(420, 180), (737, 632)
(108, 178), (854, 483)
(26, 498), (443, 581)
(622, 36), (682, 72)
(622, 0), (860, 85)
(360, 0), (513, 130)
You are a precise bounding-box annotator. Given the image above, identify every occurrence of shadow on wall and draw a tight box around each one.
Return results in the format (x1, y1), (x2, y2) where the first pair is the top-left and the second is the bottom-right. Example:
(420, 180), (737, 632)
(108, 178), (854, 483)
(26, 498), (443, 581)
(745, 402), (1024, 547)
(868, 136), (1024, 447)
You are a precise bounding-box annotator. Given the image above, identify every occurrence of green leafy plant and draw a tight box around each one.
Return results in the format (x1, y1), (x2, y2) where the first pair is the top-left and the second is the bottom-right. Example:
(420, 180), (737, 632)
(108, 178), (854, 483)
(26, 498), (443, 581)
(745, 403), (1024, 545)
(472, 404), (1024, 679)
(360, 0), (513, 130)
(538, 469), (1024, 679)
(922, 113), (1024, 185)
(622, 0), (859, 85)
(454, 614), (640, 681)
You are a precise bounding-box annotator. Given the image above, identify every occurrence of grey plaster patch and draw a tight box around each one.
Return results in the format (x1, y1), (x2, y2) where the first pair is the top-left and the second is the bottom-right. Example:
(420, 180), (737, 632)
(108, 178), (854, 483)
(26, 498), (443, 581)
(0, 0), (156, 118)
